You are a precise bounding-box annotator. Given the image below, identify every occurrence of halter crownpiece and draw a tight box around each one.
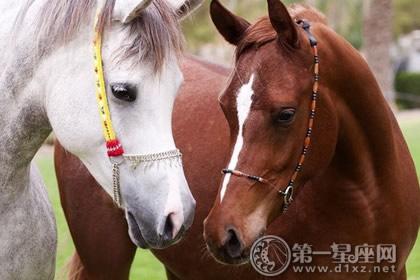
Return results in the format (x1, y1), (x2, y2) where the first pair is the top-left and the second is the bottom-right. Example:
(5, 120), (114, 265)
(93, 10), (125, 158)
(222, 19), (319, 213)
(92, 7), (182, 207)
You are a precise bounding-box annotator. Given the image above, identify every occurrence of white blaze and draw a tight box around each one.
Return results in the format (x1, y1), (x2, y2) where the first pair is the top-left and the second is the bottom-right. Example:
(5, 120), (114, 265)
(220, 74), (255, 202)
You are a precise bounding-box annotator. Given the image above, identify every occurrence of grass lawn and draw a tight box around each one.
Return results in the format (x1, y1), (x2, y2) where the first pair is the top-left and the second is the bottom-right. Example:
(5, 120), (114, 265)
(400, 120), (420, 279)
(36, 119), (420, 280)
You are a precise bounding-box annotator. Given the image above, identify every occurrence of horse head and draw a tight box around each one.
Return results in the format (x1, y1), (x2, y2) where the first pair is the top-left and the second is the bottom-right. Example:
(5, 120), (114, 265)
(41, 0), (201, 249)
(203, 0), (338, 264)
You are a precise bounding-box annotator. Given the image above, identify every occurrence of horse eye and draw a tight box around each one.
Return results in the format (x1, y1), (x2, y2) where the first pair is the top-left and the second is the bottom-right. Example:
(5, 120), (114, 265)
(110, 83), (137, 102)
(273, 108), (296, 125)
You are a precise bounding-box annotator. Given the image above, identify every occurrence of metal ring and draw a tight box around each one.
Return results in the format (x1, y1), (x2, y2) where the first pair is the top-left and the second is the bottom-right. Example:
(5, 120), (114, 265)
(109, 156), (125, 166)
(283, 185), (294, 206)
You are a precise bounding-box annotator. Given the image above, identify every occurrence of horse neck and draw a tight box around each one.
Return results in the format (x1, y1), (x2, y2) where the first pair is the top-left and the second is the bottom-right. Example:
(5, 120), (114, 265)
(0, 1), (89, 198)
(318, 29), (409, 196)
(0, 71), (51, 192)
(298, 29), (420, 244)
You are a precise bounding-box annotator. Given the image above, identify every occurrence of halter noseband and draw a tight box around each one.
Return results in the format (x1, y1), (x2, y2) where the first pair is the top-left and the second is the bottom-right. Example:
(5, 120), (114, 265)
(92, 7), (182, 207)
(222, 19), (319, 213)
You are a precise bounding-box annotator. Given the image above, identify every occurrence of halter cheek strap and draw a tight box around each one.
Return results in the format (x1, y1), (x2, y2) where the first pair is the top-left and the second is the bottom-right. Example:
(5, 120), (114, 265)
(93, 12), (124, 158)
(222, 19), (319, 213)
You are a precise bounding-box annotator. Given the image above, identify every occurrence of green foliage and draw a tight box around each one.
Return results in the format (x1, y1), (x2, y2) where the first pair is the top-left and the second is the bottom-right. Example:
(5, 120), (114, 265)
(395, 72), (420, 108)
(182, 0), (314, 51)
(182, 0), (363, 51)
(317, 0), (363, 48)
(183, 0), (420, 53)
(394, 0), (420, 36)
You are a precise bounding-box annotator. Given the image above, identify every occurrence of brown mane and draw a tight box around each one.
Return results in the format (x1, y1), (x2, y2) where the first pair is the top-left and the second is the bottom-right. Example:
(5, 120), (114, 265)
(236, 4), (327, 57)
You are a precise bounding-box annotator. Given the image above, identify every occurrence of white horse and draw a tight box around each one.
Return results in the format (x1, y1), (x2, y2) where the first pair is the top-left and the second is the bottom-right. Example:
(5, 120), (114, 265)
(0, 0), (201, 278)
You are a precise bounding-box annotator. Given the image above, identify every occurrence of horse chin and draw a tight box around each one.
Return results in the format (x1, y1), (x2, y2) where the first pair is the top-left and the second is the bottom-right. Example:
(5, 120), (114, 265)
(126, 212), (150, 249)
(129, 231), (149, 249)
(206, 242), (250, 266)
(127, 227), (184, 250)
(211, 252), (250, 266)
(126, 211), (187, 249)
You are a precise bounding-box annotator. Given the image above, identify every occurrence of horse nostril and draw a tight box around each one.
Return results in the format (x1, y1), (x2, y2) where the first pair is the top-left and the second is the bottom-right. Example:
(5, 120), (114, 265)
(163, 213), (174, 240)
(224, 228), (243, 259)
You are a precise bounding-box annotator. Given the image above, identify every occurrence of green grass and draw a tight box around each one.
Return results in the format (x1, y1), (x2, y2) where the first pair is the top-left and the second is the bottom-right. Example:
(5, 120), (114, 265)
(401, 120), (420, 279)
(36, 119), (420, 280)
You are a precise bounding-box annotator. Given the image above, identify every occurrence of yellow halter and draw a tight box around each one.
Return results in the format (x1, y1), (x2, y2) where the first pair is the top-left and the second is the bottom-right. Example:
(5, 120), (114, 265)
(93, 9), (124, 158)
(91, 6), (183, 207)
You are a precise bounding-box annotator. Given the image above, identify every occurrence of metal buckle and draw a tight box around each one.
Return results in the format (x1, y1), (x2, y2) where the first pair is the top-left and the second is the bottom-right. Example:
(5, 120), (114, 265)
(279, 184), (294, 213)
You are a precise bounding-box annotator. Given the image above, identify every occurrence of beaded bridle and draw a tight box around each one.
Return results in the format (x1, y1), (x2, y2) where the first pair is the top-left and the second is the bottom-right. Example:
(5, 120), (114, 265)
(222, 20), (319, 213)
(92, 8), (182, 207)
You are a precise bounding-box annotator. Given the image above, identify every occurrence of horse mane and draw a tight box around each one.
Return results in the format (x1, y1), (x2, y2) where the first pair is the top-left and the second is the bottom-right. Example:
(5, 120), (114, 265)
(236, 4), (327, 57)
(15, 0), (183, 72)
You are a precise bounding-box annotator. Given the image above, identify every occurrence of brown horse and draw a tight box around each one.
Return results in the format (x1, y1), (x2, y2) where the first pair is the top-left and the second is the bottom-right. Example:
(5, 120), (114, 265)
(54, 1), (420, 280)
(204, 0), (420, 279)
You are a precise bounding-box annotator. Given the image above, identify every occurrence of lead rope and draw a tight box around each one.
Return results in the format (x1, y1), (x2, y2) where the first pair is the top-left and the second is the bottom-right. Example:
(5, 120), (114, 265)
(93, 7), (124, 207)
(222, 19), (319, 213)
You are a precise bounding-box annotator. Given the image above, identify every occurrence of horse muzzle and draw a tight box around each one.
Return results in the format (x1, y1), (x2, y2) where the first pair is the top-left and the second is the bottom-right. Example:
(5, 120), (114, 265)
(125, 197), (195, 249)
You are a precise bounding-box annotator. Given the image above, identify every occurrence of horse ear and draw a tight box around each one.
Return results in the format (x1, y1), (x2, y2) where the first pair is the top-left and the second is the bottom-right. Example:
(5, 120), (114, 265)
(167, 0), (204, 20)
(210, 0), (250, 46)
(113, 0), (153, 23)
(267, 0), (299, 48)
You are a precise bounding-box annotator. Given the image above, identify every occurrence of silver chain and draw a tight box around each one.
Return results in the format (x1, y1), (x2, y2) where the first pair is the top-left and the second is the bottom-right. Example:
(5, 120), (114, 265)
(112, 163), (122, 208)
(123, 149), (182, 169)
(110, 149), (183, 207)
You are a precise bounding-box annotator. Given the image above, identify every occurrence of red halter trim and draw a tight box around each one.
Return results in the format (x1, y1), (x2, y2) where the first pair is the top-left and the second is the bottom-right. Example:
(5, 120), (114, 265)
(106, 139), (124, 157)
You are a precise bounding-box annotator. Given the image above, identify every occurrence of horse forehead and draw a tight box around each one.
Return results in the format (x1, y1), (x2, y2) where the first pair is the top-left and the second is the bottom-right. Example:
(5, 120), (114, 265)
(231, 70), (298, 100)
(222, 45), (306, 107)
(235, 46), (301, 85)
(102, 52), (182, 86)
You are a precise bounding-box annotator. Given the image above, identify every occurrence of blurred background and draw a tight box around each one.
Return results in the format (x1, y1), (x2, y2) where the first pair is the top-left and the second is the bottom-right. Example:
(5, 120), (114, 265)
(36, 0), (420, 279)
(181, 0), (420, 109)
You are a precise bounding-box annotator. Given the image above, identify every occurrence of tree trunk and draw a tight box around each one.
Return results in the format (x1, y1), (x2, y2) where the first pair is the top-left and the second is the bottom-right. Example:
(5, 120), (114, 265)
(363, 0), (395, 105)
